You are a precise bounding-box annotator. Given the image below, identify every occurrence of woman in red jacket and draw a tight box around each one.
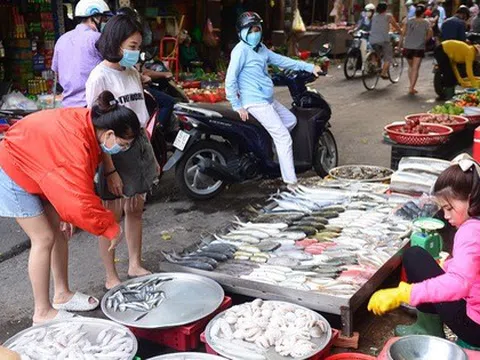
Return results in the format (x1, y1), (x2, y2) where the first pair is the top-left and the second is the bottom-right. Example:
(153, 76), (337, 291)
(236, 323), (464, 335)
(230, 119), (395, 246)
(0, 91), (140, 324)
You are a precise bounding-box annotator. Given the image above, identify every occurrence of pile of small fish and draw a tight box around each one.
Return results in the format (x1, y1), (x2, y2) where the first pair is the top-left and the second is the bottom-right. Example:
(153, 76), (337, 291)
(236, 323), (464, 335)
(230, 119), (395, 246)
(106, 277), (170, 321)
(162, 243), (238, 271)
(7, 321), (134, 360)
(209, 299), (328, 359)
(164, 183), (417, 299)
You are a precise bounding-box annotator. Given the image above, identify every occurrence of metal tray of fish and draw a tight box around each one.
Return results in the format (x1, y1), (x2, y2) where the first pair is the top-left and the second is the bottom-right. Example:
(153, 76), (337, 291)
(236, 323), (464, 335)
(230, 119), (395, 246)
(205, 300), (332, 360)
(147, 353), (226, 360)
(329, 165), (393, 182)
(3, 317), (138, 359)
(101, 272), (225, 329)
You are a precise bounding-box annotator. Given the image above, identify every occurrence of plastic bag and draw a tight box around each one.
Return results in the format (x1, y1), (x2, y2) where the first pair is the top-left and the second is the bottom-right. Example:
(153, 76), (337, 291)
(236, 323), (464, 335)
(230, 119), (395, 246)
(1, 91), (38, 111)
(292, 9), (306, 33)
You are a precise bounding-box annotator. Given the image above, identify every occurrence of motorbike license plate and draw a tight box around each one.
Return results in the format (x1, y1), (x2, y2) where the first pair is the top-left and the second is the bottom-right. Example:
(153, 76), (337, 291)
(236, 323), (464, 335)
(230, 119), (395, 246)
(173, 130), (191, 151)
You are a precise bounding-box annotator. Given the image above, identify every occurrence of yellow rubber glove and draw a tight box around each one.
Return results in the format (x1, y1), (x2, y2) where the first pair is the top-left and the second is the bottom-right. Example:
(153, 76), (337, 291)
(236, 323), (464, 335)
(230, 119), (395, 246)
(367, 282), (412, 316)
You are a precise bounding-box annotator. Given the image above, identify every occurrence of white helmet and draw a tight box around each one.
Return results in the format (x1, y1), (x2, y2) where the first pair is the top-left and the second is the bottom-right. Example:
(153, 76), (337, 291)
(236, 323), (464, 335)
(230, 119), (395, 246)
(365, 3), (376, 11)
(406, 0), (414, 5)
(75, 0), (110, 18)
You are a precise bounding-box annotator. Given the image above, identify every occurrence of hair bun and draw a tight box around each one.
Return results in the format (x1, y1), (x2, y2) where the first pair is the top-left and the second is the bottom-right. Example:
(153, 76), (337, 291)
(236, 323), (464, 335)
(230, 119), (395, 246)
(95, 91), (118, 113)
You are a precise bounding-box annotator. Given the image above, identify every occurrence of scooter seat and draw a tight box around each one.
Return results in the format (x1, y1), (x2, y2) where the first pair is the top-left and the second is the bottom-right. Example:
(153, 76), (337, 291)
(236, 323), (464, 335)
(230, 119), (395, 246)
(187, 103), (263, 127)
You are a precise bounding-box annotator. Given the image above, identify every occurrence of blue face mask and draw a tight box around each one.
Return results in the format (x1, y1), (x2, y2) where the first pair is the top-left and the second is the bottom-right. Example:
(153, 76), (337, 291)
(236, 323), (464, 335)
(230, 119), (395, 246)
(100, 22), (107, 32)
(119, 49), (140, 68)
(246, 31), (262, 48)
(101, 134), (127, 155)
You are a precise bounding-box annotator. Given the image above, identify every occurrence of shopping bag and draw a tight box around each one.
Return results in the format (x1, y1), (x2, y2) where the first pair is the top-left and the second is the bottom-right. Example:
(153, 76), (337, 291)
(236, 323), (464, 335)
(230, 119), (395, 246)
(292, 9), (306, 33)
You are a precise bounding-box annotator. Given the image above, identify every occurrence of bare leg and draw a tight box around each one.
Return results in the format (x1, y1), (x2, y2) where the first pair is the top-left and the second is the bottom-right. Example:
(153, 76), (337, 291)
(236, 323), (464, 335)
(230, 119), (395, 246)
(407, 58), (414, 93)
(381, 61), (390, 77)
(99, 199), (124, 290)
(16, 214), (58, 324)
(125, 195), (151, 277)
(411, 57), (422, 92)
(46, 203), (96, 305)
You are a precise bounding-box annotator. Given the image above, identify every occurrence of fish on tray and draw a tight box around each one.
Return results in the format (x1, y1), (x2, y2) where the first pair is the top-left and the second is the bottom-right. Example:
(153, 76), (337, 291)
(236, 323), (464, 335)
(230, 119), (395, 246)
(8, 322), (135, 359)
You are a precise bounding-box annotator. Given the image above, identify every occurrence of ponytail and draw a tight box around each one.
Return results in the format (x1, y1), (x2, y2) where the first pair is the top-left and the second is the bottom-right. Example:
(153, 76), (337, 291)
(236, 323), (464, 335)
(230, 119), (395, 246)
(91, 91), (140, 140)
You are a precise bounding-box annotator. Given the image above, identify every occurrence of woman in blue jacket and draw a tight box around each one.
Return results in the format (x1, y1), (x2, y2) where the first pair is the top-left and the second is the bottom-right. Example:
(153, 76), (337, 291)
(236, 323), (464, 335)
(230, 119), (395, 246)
(225, 12), (321, 189)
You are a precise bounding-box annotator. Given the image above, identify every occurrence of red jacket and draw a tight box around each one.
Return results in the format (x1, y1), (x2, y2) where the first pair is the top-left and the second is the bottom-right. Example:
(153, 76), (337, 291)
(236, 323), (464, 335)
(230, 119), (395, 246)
(0, 108), (119, 240)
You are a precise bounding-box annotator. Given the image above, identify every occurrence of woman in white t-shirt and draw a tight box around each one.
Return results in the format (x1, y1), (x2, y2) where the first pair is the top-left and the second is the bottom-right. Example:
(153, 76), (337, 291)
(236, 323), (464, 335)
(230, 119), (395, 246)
(86, 15), (158, 290)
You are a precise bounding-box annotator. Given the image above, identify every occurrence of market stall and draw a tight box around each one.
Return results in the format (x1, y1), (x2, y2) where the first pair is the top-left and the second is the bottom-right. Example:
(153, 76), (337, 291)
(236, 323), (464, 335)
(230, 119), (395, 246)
(158, 176), (439, 338)
(382, 91), (480, 170)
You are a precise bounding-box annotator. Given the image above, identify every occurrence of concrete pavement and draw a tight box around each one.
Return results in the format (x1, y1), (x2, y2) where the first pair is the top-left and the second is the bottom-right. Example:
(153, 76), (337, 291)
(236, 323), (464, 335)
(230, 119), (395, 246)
(0, 60), (441, 353)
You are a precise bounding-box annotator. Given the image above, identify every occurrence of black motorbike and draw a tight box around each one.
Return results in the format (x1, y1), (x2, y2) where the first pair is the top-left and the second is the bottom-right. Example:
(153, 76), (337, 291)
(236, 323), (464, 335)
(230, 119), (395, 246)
(344, 30), (369, 79)
(162, 70), (338, 200)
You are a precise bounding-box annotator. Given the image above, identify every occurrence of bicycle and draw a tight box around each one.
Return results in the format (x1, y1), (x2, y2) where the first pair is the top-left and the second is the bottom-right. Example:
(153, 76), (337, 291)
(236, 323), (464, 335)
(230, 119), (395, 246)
(362, 42), (404, 91)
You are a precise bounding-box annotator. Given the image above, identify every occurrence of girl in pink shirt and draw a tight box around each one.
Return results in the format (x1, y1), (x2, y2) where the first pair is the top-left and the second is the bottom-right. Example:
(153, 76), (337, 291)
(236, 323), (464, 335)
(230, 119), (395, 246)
(368, 153), (480, 348)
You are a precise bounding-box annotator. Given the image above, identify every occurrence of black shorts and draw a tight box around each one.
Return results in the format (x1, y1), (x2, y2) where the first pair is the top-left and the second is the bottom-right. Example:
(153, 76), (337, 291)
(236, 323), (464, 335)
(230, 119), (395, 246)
(403, 48), (425, 59)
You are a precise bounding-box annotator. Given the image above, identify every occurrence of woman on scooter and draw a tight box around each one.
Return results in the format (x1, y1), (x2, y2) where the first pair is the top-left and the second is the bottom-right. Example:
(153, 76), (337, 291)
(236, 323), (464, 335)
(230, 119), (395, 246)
(401, 4), (433, 94)
(86, 14), (159, 290)
(369, 2), (402, 79)
(225, 12), (322, 190)
(0, 91), (140, 324)
(368, 154), (480, 349)
(349, 3), (376, 34)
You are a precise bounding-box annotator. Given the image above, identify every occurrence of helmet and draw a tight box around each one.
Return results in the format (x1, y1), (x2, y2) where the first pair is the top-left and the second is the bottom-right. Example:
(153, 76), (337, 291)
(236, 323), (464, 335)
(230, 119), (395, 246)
(406, 0), (414, 5)
(74, 0), (110, 18)
(236, 12), (263, 33)
(116, 6), (138, 19)
(457, 4), (471, 18)
(365, 3), (376, 11)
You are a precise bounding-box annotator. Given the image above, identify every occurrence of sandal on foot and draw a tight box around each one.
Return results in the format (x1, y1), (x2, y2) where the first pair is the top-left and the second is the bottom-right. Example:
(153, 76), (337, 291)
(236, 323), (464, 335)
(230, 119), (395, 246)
(380, 74), (389, 80)
(32, 310), (77, 326)
(52, 292), (99, 312)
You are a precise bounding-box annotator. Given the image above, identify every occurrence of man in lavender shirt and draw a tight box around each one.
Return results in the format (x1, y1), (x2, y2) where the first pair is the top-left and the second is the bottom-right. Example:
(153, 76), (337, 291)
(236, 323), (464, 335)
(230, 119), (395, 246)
(52, 0), (111, 107)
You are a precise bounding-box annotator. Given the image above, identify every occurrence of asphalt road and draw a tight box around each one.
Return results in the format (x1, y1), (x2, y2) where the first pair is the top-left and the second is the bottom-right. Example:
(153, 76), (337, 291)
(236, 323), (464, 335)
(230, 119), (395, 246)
(0, 59), (441, 353)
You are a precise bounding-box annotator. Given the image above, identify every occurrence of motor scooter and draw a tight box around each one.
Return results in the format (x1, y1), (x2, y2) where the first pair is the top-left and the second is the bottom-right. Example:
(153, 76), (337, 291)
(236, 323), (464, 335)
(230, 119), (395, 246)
(162, 64), (338, 200)
(344, 30), (370, 79)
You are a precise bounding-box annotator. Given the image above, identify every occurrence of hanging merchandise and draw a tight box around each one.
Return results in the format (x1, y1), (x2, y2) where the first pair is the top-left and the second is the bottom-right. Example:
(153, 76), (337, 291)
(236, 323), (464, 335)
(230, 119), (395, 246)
(292, 9), (307, 33)
(203, 19), (219, 47)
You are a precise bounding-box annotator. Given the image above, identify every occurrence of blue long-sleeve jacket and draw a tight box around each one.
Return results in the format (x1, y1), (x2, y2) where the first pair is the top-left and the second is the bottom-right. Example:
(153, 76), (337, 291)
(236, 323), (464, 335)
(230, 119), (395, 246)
(225, 41), (315, 111)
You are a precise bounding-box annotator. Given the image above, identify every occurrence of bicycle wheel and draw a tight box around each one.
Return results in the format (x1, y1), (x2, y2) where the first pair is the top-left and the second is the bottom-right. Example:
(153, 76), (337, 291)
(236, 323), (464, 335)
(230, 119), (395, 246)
(343, 53), (359, 79)
(389, 52), (404, 83)
(362, 52), (380, 90)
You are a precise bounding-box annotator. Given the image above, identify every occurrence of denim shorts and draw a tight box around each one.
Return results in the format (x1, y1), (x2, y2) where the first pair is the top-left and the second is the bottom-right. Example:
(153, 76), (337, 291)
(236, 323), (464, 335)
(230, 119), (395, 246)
(0, 167), (44, 218)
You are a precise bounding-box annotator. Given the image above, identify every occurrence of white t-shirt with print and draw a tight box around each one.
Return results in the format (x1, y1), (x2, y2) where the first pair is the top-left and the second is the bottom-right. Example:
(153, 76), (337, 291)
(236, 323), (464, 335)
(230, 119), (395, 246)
(86, 63), (149, 127)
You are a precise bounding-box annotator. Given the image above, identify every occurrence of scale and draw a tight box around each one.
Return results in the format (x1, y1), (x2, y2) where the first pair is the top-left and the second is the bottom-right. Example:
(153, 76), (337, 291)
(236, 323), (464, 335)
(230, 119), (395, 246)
(410, 217), (445, 259)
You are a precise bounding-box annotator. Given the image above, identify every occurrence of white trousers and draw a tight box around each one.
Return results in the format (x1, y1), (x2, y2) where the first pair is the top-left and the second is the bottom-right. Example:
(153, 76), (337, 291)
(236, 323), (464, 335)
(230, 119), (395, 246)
(247, 100), (297, 184)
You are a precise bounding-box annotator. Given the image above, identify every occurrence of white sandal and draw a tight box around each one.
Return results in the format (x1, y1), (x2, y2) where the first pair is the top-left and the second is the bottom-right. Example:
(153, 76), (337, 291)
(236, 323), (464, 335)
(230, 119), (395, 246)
(32, 309), (77, 326)
(52, 292), (99, 312)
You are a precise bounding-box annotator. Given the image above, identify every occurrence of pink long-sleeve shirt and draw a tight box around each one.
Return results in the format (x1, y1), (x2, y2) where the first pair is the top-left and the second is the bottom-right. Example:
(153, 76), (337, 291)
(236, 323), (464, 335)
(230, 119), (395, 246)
(410, 218), (480, 324)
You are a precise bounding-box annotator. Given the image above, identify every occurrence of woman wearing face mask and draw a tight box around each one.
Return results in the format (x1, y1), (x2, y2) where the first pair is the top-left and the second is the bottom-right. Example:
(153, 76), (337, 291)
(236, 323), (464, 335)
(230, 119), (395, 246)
(86, 15), (159, 290)
(225, 12), (322, 190)
(0, 91), (140, 324)
(349, 3), (376, 34)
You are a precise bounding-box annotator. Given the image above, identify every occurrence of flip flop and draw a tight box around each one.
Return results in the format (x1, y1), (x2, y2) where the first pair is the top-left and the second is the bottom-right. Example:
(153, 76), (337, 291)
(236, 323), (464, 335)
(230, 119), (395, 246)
(52, 292), (99, 312)
(32, 310), (77, 326)
(380, 74), (389, 80)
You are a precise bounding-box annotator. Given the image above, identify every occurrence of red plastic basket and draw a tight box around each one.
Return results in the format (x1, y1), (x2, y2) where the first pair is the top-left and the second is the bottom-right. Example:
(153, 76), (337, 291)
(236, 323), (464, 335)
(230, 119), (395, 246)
(405, 113), (469, 133)
(201, 328), (340, 360)
(324, 353), (376, 360)
(129, 296), (232, 351)
(384, 123), (453, 146)
(465, 114), (480, 125)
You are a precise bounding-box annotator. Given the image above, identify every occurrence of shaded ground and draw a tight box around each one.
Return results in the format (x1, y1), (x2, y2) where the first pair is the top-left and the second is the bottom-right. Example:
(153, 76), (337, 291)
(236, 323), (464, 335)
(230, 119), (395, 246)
(0, 59), (441, 356)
